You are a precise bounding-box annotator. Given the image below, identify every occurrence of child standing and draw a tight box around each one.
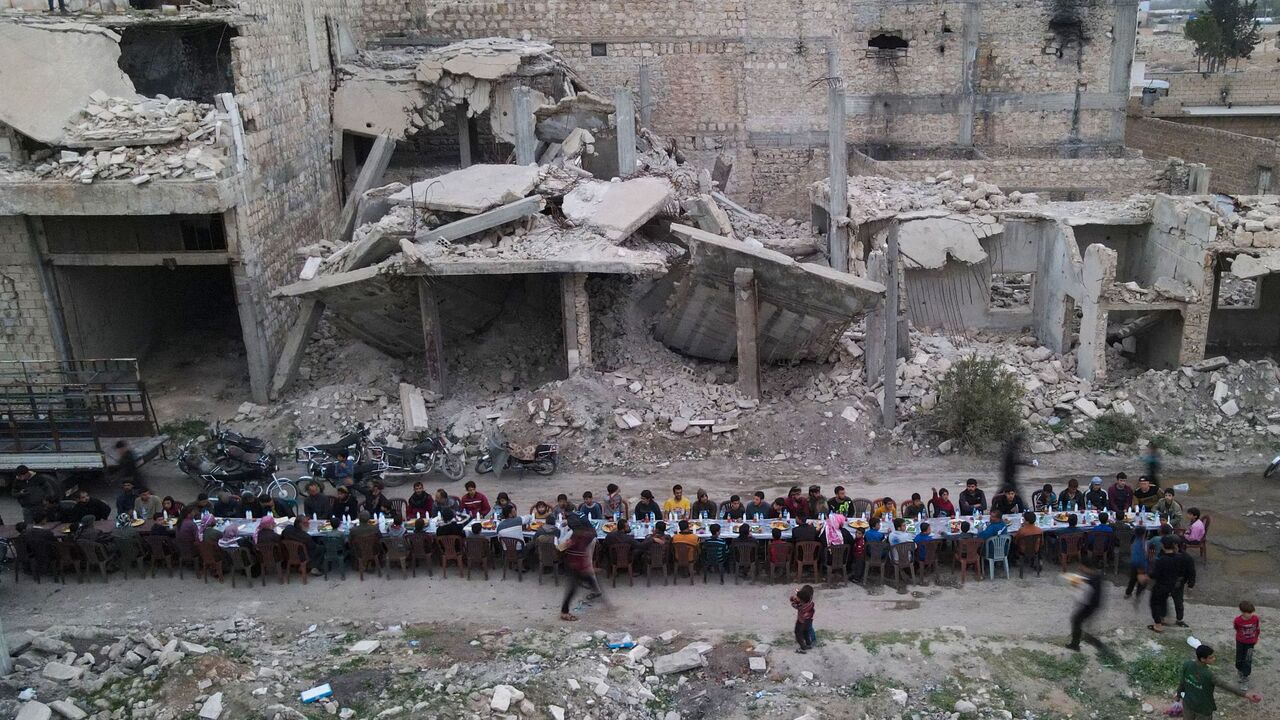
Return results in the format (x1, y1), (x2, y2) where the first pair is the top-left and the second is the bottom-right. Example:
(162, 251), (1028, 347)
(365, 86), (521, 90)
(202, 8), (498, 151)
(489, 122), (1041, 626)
(790, 584), (815, 654)
(1234, 600), (1261, 686)
(1125, 527), (1149, 602)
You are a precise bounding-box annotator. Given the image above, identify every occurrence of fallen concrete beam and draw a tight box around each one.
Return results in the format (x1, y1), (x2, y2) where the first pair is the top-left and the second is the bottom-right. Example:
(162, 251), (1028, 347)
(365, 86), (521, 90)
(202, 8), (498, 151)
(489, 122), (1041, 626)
(418, 279), (448, 396)
(337, 133), (396, 245)
(390, 164), (540, 214)
(399, 382), (431, 432)
(734, 268), (760, 399)
(274, 266), (384, 298)
(563, 177), (673, 242)
(414, 195), (545, 245)
(269, 299), (325, 400)
(657, 224), (885, 362)
(344, 228), (408, 271)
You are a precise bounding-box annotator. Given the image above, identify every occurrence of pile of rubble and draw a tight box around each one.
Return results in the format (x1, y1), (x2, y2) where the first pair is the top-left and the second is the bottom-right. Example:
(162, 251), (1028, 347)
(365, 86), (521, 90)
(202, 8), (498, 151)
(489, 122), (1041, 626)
(24, 92), (233, 185)
(814, 172), (1040, 228)
(1211, 195), (1280, 249)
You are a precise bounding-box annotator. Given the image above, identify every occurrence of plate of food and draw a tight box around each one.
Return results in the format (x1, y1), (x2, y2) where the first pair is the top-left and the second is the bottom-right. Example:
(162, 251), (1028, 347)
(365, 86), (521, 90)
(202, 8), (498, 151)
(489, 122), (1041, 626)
(770, 521), (790, 531)
(1055, 512), (1071, 523)
(480, 520), (497, 530)
(601, 522), (617, 533)
(131, 519), (146, 527)
(749, 524), (764, 534)
(529, 521), (545, 531)
(688, 521), (703, 532)
(847, 519), (870, 529)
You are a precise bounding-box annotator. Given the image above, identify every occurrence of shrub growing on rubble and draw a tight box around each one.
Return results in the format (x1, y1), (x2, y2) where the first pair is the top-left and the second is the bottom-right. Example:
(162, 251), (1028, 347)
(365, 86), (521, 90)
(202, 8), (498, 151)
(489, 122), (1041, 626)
(1078, 412), (1141, 451)
(929, 357), (1023, 452)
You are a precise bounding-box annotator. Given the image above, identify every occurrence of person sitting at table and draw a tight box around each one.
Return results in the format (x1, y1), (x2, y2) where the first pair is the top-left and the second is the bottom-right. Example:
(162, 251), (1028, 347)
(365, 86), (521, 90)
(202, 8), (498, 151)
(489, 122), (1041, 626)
(301, 483), (332, 521)
(161, 496), (184, 518)
(496, 504), (527, 542)
(405, 482), (433, 520)
(714, 495), (743, 521)
(1057, 479), (1086, 511)
(1107, 473), (1134, 514)
(663, 485), (692, 519)
(217, 524), (245, 550)
(955, 521), (976, 539)
(602, 483), (627, 519)
(805, 485), (827, 518)
(495, 492), (517, 517)
(134, 488), (163, 520)
(888, 518), (915, 545)
(1034, 483), (1057, 511)
(637, 520), (669, 564)
(578, 491), (604, 520)
(1014, 512), (1044, 546)
(1133, 476), (1160, 511)
(703, 523), (730, 575)
(361, 482), (395, 520)
(768, 497), (787, 519)
(1094, 512), (1115, 533)
(991, 488), (1026, 516)
(255, 514), (278, 544)
(691, 489), (718, 519)
(1085, 477), (1109, 511)
(929, 488), (956, 517)
(238, 493), (264, 519)
(870, 497), (897, 525)
(958, 479), (987, 515)
(633, 490), (661, 521)
(69, 490), (111, 522)
(745, 491), (771, 519)
(331, 487), (360, 525)
(115, 481), (139, 517)
(783, 486), (808, 519)
(604, 518), (636, 550)
(900, 493), (926, 519)
(863, 522), (886, 543)
(192, 493), (212, 514)
(281, 515), (325, 575)
(913, 522), (933, 560)
(672, 519), (700, 550)
(263, 494), (295, 519)
(528, 499), (553, 521)
(824, 513), (851, 549)
(977, 511), (1009, 539)
(768, 527), (790, 564)
(434, 508), (465, 539)
(464, 522), (486, 538)
(175, 506), (199, 546)
(348, 510), (380, 546)
(1184, 508), (1206, 546)
(459, 481), (491, 517)
(792, 517), (819, 544)
(1153, 488), (1184, 528)
(827, 487), (854, 517)
(74, 513), (113, 546)
(435, 489), (461, 516)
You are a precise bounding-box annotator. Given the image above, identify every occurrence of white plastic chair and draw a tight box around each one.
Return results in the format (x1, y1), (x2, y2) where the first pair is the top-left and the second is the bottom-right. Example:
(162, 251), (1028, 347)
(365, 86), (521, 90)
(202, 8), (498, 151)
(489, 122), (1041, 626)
(984, 533), (1012, 580)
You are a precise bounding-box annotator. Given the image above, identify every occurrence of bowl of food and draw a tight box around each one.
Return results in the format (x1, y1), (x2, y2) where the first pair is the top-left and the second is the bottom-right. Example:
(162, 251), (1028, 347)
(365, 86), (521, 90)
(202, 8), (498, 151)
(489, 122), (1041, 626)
(601, 522), (617, 533)
(749, 524), (764, 534)
(848, 519), (870, 530)
(480, 520), (497, 530)
(1055, 512), (1071, 523)
(770, 521), (789, 531)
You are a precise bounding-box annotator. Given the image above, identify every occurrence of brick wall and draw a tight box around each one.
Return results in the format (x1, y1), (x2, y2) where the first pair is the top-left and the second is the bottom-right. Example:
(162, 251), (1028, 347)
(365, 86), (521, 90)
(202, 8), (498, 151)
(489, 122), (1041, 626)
(1126, 117), (1280, 195)
(1143, 71), (1280, 109)
(0, 216), (57, 362)
(850, 154), (1179, 198)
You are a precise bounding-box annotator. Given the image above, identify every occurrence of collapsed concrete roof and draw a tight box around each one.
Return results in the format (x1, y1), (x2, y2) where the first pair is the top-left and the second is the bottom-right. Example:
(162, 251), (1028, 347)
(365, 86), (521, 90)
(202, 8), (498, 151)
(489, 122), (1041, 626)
(563, 177), (675, 242)
(656, 224), (885, 363)
(0, 22), (138, 145)
(389, 164), (541, 214)
(894, 211), (1003, 270)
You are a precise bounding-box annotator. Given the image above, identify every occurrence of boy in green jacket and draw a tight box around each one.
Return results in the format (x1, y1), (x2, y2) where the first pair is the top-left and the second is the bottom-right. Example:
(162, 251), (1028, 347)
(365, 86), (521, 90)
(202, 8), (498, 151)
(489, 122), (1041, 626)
(1177, 644), (1261, 719)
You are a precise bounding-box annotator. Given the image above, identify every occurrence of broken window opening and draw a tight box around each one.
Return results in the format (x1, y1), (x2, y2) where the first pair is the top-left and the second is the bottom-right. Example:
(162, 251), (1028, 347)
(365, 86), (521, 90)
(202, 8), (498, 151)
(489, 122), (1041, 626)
(41, 214), (227, 255)
(590, 42), (608, 57)
(1048, 1), (1090, 49)
(990, 272), (1034, 310)
(115, 22), (237, 104)
(866, 33), (909, 60)
(1216, 272), (1260, 310)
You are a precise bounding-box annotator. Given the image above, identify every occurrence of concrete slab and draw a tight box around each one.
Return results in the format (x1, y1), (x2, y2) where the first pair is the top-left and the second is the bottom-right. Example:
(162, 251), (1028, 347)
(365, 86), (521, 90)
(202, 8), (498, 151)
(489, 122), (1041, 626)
(563, 177), (674, 242)
(333, 74), (424, 139)
(656, 224), (885, 362)
(535, 92), (615, 142)
(0, 23), (137, 145)
(389, 164), (539, 214)
(1230, 251), (1280, 279)
(896, 216), (1001, 269)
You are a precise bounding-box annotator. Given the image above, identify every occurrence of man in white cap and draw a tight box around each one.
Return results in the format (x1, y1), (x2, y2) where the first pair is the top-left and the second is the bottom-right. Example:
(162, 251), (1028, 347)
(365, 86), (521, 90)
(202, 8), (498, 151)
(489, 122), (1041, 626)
(1085, 477), (1108, 511)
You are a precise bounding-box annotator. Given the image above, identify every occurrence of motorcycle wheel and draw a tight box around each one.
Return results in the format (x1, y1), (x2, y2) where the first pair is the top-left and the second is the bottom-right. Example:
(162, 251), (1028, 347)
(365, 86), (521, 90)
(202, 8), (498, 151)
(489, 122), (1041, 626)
(243, 480), (264, 497)
(475, 457), (494, 475)
(203, 479), (227, 496)
(380, 471), (410, 488)
(1266, 457), (1280, 479)
(441, 453), (466, 480)
(531, 458), (557, 476)
(271, 480), (298, 502)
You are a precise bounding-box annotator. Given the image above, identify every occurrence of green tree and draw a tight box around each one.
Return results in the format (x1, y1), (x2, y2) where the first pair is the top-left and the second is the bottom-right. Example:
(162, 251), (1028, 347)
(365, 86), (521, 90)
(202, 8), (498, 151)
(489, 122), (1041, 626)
(1186, 1), (1263, 72)
(927, 357), (1024, 452)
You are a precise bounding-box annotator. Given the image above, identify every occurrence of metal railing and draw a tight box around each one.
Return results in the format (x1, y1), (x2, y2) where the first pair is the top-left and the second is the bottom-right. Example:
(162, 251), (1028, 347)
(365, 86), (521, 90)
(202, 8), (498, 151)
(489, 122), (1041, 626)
(0, 359), (157, 453)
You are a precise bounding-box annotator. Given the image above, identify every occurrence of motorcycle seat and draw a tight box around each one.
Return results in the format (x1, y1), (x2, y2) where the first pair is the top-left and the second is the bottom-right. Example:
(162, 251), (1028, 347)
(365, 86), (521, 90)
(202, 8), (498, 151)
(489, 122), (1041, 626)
(509, 444), (538, 461)
(225, 446), (262, 464)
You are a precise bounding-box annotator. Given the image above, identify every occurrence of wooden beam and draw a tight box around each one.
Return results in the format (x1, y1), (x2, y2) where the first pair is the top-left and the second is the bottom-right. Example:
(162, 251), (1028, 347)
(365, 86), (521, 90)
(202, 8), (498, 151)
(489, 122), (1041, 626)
(269, 299), (325, 400)
(734, 267), (760, 399)
(336, 132), (395, 245)
(418, 278), (447, 396)
(46, 252), (232, 267)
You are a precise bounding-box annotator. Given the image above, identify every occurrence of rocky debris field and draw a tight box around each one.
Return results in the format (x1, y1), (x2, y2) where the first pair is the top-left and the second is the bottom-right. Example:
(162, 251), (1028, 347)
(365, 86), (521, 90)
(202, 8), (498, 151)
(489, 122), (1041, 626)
(4, 616), (1270, 720)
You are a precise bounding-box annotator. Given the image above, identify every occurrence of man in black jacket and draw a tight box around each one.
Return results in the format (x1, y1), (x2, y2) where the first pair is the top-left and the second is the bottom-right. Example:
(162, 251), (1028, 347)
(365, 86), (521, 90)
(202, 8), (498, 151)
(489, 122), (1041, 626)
(67, 490), (112, 522)
(302, 482), (334, 520)
(1066, 560), (1112, 658)
(281, 516), (325, 572)
(1085, 477), (1109, 511)
(1149, 536), (1196, 632)
(330, 487), (361, 526)
(15, 466), (61, 523)
(958, 479), (987, 515)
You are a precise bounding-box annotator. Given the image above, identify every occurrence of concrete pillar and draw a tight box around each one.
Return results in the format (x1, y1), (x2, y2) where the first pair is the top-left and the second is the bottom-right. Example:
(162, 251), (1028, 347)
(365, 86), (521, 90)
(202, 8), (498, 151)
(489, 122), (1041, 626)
(231, 262), (271, 405)
(417, 278), (447, 396)
(560, 273), (592, 373)
(734, 267), (760, 399)
(456, 105), (472, 168)
(638, 64), (653, 129)
(513, 87), (536, 166)
(882, 223), (899, 428)
(1189, 166), (1211, 194)
(957, 4), (981, 147)
(269, 299), (325, 400)
(826, 45), (849, 273)
(1077, 244), (1116, 382)
(615, 87), (637, 177)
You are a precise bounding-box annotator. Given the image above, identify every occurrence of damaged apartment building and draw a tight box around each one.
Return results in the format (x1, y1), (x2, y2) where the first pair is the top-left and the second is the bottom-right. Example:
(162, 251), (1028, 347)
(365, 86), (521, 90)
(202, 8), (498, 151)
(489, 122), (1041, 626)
(2, 0), (1278, 425)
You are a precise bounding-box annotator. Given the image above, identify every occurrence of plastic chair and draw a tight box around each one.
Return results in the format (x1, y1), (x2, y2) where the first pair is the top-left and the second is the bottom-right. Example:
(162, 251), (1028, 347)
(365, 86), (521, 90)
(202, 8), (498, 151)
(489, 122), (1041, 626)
(55, 540), (85, 584)
(608, 542), (634, 587)
(256, 539), (284, 586)
(197, 539), (226, 583)
(1084, 531), (1114, 574)
(535, 538), (562, 585)
(861, 540), (889, 585)
(463, 536), (490, 580)
(350, 534), (382, 580)
(888, 541), (917, 590)
(850, 498), (873, 518)
(390, 498), (407, 520)
(382, 536), (411, 579)
(983, 534), (1012, 580)
(914, 539), (940, 581)
(1056, 533), (1085, 571)
(1188, 516), (1210, 562)
(732, 541), (757, 584)
(793, 541), (822, 583)
(143, 535), (179, 578)
(768, 542), (794, 583)
(672, 541), (698, 586)
(644, 541), (668, 587)
(1015, 534), (1043, 578)
(436, 535), (463, 578)
(320, 534), (349, 580)
(172, 534), (199, 580)
(281, 540), (310, 584)
(825, 543), (850, 584)
(407, 533), (434, 578)
(953, 537), (984, 584)
(77, 540), (111, 583)
(500, 537), (525, 581)
(226, 546), (256, 588)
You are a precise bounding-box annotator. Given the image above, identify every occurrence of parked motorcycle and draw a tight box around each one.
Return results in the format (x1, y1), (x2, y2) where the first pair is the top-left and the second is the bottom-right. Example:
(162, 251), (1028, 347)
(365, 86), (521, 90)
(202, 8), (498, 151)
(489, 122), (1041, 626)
(294, 423), (370, 465)
(176, 438), (297, 501)
(212, 421), (268, 455)
(368, 428), (466, 485)
(1266, 453), (1280, 479)
(474, 432), (557, 476)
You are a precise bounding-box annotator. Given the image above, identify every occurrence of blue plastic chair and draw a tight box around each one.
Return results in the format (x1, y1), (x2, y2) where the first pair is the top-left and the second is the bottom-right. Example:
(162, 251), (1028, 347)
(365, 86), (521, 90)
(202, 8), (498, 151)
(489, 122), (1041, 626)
(984, 534), (1012, 580)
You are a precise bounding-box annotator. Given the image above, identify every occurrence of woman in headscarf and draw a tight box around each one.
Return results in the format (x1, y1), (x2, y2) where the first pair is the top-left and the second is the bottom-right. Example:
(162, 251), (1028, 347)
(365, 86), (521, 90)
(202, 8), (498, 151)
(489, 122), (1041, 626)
(197, 510), (220, 543)
(218, 524), (243, 549)
(175, 506), (199, 547)
(255, 514), (277, 544)
(161, 496), (184, 518)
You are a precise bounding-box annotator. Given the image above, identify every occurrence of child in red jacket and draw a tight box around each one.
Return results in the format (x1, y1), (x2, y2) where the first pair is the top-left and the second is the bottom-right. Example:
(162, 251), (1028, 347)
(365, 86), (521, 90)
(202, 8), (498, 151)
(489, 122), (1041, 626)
(1234, 600), (1261, 686)
(790, 584), (815, 654)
